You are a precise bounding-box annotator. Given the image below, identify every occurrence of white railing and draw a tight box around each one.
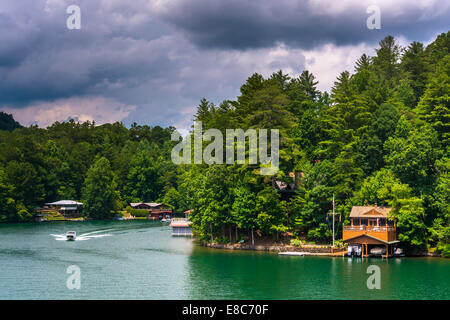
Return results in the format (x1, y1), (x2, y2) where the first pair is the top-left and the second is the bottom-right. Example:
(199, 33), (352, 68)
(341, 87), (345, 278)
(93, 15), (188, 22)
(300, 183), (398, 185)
(343, 226), (395, 232)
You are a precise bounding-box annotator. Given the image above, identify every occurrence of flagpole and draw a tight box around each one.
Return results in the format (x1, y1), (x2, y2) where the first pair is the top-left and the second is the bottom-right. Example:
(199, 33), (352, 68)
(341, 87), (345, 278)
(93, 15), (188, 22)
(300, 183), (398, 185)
(332, 194), (335, 247)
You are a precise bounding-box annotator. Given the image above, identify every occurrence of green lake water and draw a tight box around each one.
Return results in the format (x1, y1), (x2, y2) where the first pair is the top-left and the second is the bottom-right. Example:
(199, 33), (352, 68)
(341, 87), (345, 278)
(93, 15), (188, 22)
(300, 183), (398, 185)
(0, 220), (448, 299)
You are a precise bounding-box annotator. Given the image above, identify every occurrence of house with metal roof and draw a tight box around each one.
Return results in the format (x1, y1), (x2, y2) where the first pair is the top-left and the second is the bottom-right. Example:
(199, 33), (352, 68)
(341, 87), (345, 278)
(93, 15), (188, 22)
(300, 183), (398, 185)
(42, 200), (83, 218)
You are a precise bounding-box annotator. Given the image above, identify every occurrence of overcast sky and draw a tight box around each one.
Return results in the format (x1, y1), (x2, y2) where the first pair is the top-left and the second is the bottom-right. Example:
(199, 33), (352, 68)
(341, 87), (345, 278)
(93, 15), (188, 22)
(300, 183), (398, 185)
(0, 0), (448, 131)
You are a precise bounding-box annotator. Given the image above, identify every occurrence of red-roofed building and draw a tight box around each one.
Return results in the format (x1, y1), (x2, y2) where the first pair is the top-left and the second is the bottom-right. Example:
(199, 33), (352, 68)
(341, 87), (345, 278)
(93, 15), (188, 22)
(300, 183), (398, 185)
(184, 209), (193, 219)
(129, 202), (172, 220)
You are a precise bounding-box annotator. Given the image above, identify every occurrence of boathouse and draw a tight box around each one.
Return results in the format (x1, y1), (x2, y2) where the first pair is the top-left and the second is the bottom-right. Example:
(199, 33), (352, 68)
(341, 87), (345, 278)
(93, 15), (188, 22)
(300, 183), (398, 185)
(342, 205), (399, 258)
(169, 218), (193, 236)
(129, 202), (172, 220)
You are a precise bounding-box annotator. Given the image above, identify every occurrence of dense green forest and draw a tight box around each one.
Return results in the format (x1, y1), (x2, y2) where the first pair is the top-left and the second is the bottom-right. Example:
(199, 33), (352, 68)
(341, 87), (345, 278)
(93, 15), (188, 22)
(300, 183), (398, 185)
(0, 33), (448, 255)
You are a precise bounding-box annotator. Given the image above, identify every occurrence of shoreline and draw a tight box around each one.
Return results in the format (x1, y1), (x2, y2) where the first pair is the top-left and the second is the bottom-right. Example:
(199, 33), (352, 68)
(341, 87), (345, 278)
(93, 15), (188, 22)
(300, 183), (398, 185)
(203, 242), (346, 257)
(202, 242), (443, 258)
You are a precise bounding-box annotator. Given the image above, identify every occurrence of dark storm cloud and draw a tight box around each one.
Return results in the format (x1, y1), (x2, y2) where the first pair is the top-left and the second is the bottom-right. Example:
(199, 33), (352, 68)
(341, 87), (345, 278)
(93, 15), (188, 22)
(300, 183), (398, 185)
(0, 0), (308, 128)
(151, 0), (449, 50)
(0, 0), (448, 128)
(0, 0), (174, 106)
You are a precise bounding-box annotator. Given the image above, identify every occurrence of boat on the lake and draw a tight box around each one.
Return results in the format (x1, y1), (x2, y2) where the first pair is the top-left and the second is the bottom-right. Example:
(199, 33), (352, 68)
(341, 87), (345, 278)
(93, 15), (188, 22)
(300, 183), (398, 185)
(66, 231), (76, 241)
(370, 246), (386, 256)
(394, 247), (405, 257)
(347, 244), (362, 257)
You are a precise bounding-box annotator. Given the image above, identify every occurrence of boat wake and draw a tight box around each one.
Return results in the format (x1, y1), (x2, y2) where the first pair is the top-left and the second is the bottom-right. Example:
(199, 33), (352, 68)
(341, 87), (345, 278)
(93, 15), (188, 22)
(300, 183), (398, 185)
(50, 229), (113, 241)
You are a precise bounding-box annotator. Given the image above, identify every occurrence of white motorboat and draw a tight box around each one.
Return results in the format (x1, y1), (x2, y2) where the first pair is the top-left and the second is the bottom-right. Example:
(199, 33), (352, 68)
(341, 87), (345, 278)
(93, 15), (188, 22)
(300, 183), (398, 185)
(394, 247), (405, 257)
(66, 231), (76, 241)
(348, 245), (362, 257)
(370, 247), (386, 255)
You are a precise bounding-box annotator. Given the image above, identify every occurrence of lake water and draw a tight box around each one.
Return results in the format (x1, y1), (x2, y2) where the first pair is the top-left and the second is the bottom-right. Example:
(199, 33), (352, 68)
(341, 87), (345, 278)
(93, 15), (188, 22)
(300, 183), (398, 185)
(0, 220), (448, 299)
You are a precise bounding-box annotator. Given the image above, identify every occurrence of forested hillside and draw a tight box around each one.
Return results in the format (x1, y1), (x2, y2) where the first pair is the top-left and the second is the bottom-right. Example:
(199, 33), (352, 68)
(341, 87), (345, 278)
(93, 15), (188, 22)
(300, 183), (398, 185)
(181, 33), (449, 255)
(0, 33), (448, 255)
(0, 122), (178, 221)
(0, 112), (22, 132)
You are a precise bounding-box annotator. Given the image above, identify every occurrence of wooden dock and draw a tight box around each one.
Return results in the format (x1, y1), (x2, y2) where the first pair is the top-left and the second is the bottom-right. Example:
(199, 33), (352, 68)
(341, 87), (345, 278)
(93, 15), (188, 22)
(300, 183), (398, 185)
(278, 252), (310, 256)
(279, 249), (347, 257)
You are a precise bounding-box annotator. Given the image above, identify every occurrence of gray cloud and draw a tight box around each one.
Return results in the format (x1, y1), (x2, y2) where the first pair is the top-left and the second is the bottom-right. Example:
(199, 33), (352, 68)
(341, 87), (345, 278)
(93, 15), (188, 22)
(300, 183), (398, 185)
(0, 0), (448, 129)
(0, 0), (173, 106)
(0, 0), (308, 129)
(150, 0), (449, 50)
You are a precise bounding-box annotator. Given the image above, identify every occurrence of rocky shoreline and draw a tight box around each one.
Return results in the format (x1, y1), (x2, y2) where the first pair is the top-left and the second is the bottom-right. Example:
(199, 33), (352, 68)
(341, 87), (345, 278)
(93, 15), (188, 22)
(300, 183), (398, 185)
(203, 242), (346, 256)
(202, 242), (444, 257)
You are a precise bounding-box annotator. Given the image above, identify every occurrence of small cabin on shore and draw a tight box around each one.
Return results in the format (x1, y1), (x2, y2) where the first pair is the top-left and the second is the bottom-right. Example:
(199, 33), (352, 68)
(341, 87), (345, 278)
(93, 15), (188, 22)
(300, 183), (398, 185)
(343, 205), (399, 258)
(38, 200), (83, 218)
(129, 202), (172, 220)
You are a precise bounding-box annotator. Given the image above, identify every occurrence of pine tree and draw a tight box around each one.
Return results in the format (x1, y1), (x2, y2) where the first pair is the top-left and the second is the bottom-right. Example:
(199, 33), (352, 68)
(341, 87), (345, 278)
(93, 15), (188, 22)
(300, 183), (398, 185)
(416, 56), (450, 151)
(424, 31), (450, 73)
(298, 70), (319, 100)
(194, 98), (215, 125)
(355, 54), (371, 72)
(372, 36), (401, 84)
(400, 41), (428, 104)
(320, 71), (371, 158)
